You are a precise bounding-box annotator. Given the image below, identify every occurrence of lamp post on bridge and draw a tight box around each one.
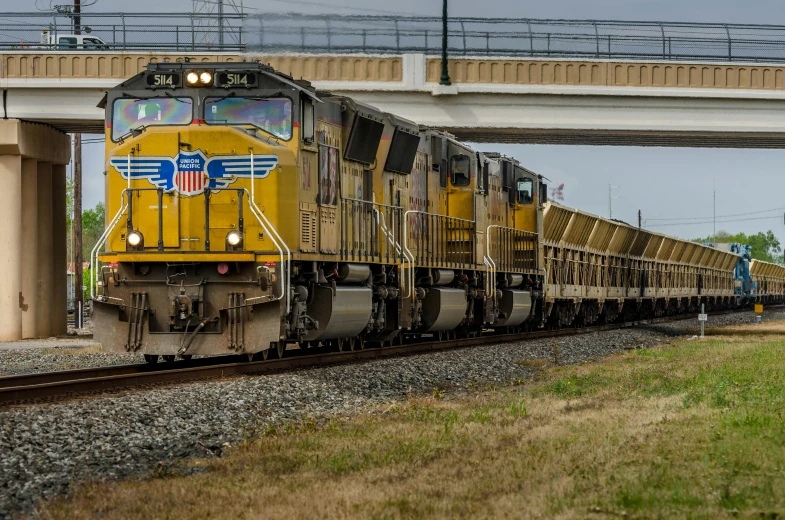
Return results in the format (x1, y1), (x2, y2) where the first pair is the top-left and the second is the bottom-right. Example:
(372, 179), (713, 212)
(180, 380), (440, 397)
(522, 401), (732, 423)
(440, 0), (451, 86)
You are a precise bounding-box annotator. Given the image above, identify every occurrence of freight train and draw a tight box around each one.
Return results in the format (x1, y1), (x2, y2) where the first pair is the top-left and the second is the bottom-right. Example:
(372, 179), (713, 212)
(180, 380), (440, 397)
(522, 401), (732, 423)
(91, 62), (785, 362)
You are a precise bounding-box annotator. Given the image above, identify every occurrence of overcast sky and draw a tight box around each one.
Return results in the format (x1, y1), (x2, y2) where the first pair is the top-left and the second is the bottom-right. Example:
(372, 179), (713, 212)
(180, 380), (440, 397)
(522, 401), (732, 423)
(22, 0), (785, 243)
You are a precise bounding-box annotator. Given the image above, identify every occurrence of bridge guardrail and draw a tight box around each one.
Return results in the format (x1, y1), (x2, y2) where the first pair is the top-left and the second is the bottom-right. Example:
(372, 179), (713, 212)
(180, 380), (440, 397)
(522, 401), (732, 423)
(3, 11), (785, 63)
(0, 12), (246, 52)
(249, 14), (785, 63)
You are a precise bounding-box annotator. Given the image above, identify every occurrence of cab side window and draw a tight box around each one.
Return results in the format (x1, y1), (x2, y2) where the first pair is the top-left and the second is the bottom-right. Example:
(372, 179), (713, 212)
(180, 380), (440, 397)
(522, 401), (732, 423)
(517, 178), (533, 204)
(450, 155), (471, 187)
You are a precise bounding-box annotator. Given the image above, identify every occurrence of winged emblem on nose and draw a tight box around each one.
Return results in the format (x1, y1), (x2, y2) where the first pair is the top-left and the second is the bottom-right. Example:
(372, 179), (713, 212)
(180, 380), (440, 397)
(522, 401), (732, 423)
(109, 150), (279, 197)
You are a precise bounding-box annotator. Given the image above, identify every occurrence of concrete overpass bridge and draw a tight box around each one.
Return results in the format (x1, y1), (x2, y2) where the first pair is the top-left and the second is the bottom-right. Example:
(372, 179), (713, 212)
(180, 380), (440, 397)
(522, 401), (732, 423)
(4, 51), (785, 148)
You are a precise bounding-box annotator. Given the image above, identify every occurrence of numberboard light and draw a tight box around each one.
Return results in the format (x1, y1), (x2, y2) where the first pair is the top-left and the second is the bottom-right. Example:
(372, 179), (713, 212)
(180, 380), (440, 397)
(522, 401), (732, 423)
(216, 70), (258, 89)
(146, 71), (182, 89)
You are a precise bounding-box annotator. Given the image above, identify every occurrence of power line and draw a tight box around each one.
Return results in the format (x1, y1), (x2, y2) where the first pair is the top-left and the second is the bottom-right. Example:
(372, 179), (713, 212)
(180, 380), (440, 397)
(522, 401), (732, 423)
(646, 215), (783, 228)
(646, 206), (785, 222)
(256, 0), (418, 16)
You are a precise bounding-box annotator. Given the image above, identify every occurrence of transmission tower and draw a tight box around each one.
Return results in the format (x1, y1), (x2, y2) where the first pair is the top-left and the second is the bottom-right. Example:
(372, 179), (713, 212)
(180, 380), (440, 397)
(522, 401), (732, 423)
(192, 0), (244, 48)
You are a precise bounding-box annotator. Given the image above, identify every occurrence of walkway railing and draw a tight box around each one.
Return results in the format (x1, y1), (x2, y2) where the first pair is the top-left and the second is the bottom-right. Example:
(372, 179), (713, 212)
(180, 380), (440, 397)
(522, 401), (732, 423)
(487, 226), (538, 274)
(5, 11), (785, 62)
(0, 12), (246, 51)
(340, 197), (405, 264)
(404, 211), (475, 270)
(249, 14), (785, 63)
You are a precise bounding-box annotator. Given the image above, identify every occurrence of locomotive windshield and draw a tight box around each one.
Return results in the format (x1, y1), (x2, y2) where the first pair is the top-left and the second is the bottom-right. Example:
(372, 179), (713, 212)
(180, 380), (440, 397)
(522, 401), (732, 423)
(111, 97), (193, 141)
(204, 97), (293, 140)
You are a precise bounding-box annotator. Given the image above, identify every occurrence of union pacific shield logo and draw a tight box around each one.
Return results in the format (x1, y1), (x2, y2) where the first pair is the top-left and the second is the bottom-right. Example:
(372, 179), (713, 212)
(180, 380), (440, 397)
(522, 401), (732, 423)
(109, 149), (278, 197)
(175, 150), (207, 196)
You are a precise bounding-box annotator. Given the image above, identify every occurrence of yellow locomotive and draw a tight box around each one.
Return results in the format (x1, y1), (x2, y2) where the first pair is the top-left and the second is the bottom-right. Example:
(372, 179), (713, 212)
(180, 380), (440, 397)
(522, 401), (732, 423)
(93, 61), (543, 361)
(93, 62), (785, 362)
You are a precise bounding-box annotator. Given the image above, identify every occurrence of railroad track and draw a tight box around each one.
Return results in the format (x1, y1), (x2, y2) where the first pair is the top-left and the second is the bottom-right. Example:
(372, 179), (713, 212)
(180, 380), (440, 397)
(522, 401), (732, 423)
(0, 309), (760, 405)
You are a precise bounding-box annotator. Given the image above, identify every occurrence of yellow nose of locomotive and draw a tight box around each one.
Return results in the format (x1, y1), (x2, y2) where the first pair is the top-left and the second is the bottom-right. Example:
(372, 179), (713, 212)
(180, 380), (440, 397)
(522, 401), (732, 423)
(103, 125), (296, 257)
(95, 123), (297, 357)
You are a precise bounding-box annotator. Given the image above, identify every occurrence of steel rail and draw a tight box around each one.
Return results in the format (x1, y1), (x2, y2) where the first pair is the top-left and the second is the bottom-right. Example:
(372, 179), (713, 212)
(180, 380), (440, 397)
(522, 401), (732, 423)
(0, 307), (767, 406)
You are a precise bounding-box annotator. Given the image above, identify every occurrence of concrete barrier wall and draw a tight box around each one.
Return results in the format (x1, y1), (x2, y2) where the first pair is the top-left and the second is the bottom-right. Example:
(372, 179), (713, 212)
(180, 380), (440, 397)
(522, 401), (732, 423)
(3, 51), (783, 91)
(426, 58), (785, 90)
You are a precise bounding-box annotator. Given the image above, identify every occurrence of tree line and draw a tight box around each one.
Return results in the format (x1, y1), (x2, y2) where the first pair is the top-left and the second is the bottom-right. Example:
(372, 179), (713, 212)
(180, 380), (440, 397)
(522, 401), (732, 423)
(693, 230), (784, 264)
(66, 178), (105, 263)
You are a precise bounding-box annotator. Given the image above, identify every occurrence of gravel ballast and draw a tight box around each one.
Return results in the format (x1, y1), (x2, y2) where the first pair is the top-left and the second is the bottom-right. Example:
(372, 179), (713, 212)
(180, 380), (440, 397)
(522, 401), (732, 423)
(0, 346), (140, 376)
(0, 309), (780, 518)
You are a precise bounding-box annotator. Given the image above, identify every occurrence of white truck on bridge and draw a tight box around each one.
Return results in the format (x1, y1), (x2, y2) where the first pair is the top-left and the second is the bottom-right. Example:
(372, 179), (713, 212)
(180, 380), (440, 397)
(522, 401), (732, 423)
(36, 30), (109, 50)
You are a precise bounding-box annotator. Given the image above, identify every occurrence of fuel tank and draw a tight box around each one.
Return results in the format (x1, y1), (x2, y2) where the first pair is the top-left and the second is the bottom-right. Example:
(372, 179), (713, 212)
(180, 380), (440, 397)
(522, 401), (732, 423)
(303, 285), (373, 340)
(495, 289), (533, 327)
(420, 287), (467, 332)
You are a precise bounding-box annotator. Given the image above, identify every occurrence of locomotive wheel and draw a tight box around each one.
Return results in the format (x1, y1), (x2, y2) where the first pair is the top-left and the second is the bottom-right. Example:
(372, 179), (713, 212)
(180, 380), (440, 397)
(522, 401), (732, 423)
(247, 349), (269, 362)
(180, 355), (193, 361)
(143, 354), (158, 364)
(275, 342), (286, 358)
(162, 355), (176, 363)
(346, 337), (355, 351)
(357, 335), (365, 350)
(393, 333), (404, 346)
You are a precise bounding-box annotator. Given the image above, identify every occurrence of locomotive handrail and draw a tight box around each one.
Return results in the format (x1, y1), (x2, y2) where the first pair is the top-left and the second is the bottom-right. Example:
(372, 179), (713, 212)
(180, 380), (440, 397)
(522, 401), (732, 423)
(241, 188), (286, 305)
(341, 196), (411, 298)
(486, 224), (540, 304)
(90, 189), (129, 301)
(248, 149), (291, 311)
(403, 210), (476, 302)
(340, 196), (404, 266)
(370, 199), (414, 299)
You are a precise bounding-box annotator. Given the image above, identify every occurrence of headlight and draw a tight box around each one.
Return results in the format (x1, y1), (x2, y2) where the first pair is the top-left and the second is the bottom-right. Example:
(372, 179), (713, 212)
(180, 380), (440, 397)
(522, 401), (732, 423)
(186, 71), (199, 85)
(226, 230), (242, 247)
(127, 231), (143, 247)
(200, 72), (213, 85)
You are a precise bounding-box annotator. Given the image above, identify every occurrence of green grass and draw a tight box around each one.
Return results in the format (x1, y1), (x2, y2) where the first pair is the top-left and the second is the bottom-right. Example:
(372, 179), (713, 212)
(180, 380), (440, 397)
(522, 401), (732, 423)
(42, 320), (785, 520)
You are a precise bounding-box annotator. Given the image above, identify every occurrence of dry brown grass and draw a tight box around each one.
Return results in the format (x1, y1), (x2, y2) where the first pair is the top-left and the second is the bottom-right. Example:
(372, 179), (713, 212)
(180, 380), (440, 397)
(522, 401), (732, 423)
(41, 344), (104, 356)
(40, 320), (785, 519)
(513, 358), (550, 368)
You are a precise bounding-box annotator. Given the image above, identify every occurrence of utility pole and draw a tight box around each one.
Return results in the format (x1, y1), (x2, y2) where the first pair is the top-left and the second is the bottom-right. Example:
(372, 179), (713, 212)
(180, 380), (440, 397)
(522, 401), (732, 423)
(440, 0), (451, 85)
(74, 0), (84, 329)
(608, 183), (618, 219)
(713, 178), (716, 240)
(74, 134), (83, 328)
(218, 0), (224, 48)
(638, 209), (642, 229)
(73, 0), (83, 328)
(73, 0), (81, 34)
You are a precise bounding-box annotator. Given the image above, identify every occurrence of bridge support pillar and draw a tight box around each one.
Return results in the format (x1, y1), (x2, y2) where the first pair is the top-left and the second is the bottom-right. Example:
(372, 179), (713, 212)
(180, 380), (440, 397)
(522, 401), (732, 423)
(0, 120), (70, 341)
(36, 162), (53, 338)
(0, 155), (23, 341)
(51, 165), (68, 337)
(21, 158), (38, 338)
